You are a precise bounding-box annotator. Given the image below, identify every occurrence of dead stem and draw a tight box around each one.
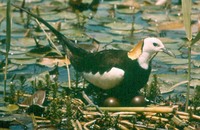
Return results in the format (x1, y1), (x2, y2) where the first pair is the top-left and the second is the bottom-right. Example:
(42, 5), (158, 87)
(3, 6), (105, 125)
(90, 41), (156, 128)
(87, 106), (175, 113)
(76, 120), (83, 130)
(35, 19), (62, 56)
(82, 91), (103, 113)
(83, 119), (98, 130)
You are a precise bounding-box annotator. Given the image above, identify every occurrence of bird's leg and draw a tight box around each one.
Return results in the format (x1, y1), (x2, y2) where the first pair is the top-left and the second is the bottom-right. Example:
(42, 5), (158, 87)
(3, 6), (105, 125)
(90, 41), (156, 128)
(81, 91), (103, 113)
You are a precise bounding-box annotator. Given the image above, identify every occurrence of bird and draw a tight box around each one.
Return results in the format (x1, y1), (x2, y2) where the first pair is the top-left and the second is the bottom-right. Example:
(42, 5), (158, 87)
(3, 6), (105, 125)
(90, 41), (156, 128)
(13, 5), (175, 105)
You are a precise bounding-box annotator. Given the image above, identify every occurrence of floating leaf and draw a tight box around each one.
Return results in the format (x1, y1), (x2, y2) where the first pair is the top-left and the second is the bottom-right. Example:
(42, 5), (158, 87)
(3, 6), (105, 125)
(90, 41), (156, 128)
(27, 45), (52, 57)
(191, 68), (200, 74)
(0, 47), (28, 55)
(142, 13), (176, 22)
(11, 58), (37, 65)
(192, 60), (200, 67)
(56, 11), (77, 20)
(155, 0), (167, 6)
(86, 32), (113, 43)
(105, 22), (142, 31)
(191, 73), (200, 79)
(26, 71), (50, 84)
(11, 38), (36, 47)
(157, 74), (187, 84)
(110, 43), (133, 51)
(21, 90), (46, 106)
(121, 0), (140, 8)
(0, 104), (19, 112)
(78, 42), (99, 52)
(92, 17), (116, 24)
(158, 21), (184, 31)
(38, 57), (70, 67)
(171, 64), (188, 71)
(62, 29), (90, 41)
(159, 83), (174, 94)
(8, 53), (33, 59)
(116, 8), (139, 14)
(108, 29), (132, 36)
(190, 79), (200, 88)
(157, 57), (188, 65)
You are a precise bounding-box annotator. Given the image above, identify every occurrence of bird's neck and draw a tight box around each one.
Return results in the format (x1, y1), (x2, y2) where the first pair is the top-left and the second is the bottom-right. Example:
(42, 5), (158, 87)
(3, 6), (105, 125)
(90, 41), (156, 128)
(137, 52), (156, 70)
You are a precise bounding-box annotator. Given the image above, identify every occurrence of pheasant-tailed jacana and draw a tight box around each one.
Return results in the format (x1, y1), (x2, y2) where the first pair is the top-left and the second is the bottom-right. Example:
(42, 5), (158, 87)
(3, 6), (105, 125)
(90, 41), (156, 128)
(13, 5), (175, 105)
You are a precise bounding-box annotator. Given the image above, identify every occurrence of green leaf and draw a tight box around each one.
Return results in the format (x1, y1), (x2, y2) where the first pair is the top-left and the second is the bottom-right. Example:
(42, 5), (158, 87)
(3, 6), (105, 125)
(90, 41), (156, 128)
(6, 0), (11, 52)
(182, 0), (192, 41)
(191, 31), (200, 46)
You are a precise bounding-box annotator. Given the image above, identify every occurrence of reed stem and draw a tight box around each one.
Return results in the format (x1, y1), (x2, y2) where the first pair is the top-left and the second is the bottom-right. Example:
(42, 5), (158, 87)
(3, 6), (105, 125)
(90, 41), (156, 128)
(4, 0), (11, 98)
(185, 43), (191, 112)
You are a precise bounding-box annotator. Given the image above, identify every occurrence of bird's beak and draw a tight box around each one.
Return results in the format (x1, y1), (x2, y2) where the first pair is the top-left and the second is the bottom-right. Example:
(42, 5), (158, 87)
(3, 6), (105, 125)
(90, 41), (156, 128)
(162, 48), (176, 58)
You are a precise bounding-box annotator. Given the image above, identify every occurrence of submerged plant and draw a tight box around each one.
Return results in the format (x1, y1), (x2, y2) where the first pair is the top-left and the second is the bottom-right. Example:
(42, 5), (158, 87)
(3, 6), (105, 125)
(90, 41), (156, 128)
(49, 67), (59, 99)
(45, 96), (83, 129)
(95, 111), (119, 129)
(191, 86), (200, 115)
(7, 82), (16, 104)
(46, 98), (64, 126)
(144, 74), (160, 101)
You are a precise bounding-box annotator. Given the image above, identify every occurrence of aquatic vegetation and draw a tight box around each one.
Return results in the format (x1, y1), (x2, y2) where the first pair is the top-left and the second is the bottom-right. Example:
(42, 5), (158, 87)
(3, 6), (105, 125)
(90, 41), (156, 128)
(4, 0), (11, 98)
(144, 74), (160, 101)
(191, 86), (200, 115)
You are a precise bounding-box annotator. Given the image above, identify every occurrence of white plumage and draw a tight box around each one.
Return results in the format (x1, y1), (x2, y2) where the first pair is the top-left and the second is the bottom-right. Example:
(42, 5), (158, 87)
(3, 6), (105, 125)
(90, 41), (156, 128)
(83, 67), (125, 89)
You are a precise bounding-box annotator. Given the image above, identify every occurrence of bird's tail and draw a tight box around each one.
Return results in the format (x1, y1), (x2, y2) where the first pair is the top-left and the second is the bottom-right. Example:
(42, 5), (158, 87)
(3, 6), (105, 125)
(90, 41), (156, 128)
(12, 4), (88, 56)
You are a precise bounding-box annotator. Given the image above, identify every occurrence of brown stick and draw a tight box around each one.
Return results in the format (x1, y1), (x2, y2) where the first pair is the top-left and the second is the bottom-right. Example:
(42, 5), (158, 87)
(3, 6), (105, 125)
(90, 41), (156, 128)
(146, 115), (169, 122)
(87, 107), (174, 113)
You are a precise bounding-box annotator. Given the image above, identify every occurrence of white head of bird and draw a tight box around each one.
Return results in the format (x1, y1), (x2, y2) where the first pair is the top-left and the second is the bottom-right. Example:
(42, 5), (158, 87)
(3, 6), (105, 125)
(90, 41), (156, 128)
(138, 37), (175, 70)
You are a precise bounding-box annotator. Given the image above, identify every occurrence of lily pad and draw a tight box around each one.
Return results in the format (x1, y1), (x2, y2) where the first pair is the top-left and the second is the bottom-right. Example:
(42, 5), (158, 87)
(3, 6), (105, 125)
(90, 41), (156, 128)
(157, 74), (187, 85)
(159, 83), (175, 94)
(191, 73), (200, 80)
(110, 43), (133, 51)
(190, 79), (200, 88)
(92, 16), (116, 24)
(11, 58), (37, 65)
(192, 60), (200, 67)
(0, 104), (19, 112)
(62, 29), (90, 42)
(116, 8), (139, 14)
(0, 47), (28, 55)
(56, 11), (77, 20)
(156, 56), (188, 65)
(86, 32), (113, 43)
(108, 29), (132, 35)
(11, 38), (37, 47)
(26, 71), (50, 85)
(158, 21), (184, 31)
(191, 68), (200, 74)
(8, 54), (33, 59)
(105, 22), (142, 31)
(21, 90), (46, 106)
(142, 13), (177, 22)
(171, 64), (188, 72)
(38, 57), (70, 67)
(26, 45), (52, 57)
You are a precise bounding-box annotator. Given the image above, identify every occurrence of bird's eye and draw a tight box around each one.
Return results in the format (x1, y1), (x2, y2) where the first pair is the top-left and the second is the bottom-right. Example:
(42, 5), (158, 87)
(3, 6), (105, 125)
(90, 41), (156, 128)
(153, 42), (159, 47)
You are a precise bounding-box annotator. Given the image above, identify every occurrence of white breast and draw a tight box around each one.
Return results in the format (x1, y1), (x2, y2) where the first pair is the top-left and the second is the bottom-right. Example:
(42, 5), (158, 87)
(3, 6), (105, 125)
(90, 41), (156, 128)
(83, 67), (125, 90)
